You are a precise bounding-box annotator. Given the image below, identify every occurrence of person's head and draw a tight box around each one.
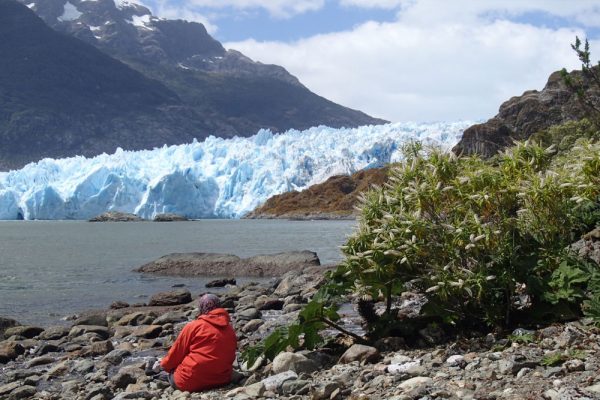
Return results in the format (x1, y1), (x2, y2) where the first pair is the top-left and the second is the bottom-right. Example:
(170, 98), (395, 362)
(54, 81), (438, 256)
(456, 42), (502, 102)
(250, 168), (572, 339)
(198, 293), (220, 315)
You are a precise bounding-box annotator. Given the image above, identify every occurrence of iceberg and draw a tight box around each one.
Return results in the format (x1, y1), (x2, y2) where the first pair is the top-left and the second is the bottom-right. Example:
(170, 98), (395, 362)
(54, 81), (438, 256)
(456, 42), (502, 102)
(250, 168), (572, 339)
(0, 122), (473, 220)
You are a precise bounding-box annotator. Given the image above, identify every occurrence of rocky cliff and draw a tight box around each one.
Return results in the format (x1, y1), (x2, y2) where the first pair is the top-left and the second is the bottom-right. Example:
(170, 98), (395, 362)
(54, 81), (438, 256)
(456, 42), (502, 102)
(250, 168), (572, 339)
(453, 69), (599, 157)
(246, 167), (389, 219)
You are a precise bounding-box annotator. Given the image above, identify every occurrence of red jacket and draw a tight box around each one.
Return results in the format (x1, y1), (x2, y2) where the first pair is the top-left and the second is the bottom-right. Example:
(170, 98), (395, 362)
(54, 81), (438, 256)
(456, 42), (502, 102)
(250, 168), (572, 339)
(160, 308), (237, 392)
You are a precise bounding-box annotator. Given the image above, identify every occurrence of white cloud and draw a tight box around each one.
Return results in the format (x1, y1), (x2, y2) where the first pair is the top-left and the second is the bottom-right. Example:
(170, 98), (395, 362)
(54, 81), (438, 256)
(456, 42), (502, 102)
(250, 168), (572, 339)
(338, 0), (405, 9)
(166, 0), (325, 18)
(225, 1), (600, 122)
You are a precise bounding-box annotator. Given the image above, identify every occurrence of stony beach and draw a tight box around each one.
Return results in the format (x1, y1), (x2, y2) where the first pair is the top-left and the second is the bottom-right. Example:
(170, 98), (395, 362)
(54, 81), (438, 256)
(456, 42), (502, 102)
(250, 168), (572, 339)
(2, 256), (600, 400)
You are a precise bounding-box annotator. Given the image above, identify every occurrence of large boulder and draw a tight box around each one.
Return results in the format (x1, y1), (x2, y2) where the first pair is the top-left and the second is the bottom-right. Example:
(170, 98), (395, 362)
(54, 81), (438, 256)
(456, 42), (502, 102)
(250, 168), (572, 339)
(453, 69), (600, 158)
(0, 342), (25, 363)
(135, 251), (320, 277)
(338, 344), (380, 364)
(272, 352), (319, 374)
(148, 289), (192, 306)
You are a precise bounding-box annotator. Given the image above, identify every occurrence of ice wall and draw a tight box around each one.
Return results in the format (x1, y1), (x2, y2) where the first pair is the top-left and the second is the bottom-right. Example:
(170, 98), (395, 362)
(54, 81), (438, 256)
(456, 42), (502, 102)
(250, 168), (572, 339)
(0, 122), (472, 220)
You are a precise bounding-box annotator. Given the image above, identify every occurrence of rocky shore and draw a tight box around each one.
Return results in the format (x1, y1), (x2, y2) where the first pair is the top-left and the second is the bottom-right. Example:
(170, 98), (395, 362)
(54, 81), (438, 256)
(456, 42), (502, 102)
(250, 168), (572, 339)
(2, 263), (600, 400)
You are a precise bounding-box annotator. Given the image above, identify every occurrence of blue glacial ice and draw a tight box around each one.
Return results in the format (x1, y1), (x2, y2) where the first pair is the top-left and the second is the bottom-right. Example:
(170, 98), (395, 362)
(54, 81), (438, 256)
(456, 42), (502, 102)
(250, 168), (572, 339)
(0, 122), (473, 220)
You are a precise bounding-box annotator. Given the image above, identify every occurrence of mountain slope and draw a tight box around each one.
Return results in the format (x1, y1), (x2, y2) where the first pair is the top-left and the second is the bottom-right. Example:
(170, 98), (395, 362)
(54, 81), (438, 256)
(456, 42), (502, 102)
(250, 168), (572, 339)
(0, 0), (385, 171)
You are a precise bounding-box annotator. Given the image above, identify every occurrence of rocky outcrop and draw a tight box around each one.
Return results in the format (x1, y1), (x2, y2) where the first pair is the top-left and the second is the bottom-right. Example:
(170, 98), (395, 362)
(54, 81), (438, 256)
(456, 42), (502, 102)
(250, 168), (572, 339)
(153, 213), (188, 222)
(453, 69), (600, 157)
(246, 168), (389, 220)
(134, 251), (321, 277)
(89, 211), (144, 222)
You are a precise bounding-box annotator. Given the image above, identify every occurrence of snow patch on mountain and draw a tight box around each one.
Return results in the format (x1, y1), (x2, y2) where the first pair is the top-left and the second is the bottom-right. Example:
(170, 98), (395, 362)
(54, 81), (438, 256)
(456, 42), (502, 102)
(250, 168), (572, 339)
(0, 122), (472, 220)
(58, 1), (81, 21)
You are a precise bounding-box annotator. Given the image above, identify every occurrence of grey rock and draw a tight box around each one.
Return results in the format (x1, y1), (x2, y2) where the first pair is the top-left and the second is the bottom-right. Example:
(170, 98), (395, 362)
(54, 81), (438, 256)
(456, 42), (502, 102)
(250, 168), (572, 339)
(102, 349), (131, 365)
(38, 325), (71, 340)
(110, 370), (137, 389)
(25, 355), (55, 368)
(74, 313), (108, 327)
(338, 344), (380, 364)
(153, 311), (188, 325)
(282, 379), (311, 395)
(7, 385), (36, 400)
(272, 352), (319, 375)
(89, 212), (143, 222)
(148, 289), (192, 306)
(4, 325), (44, 339)
(261, 370), (298, 392)
(69, 325), (111, 340)
(0, 341), (24, 363)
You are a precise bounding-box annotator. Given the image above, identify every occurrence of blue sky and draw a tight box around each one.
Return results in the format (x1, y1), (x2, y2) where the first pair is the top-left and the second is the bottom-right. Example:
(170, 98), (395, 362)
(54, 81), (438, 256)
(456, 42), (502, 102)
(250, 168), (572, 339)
(143, 0), (600, 122)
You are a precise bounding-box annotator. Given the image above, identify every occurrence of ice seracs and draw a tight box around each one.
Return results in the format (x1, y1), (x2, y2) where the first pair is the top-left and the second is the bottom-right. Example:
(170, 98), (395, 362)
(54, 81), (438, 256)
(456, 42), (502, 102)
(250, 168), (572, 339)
(0, 122), (473, 220)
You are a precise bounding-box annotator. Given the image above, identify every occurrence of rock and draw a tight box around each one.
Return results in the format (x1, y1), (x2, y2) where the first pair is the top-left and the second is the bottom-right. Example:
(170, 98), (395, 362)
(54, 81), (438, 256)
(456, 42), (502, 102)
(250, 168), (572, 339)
(70, 359), (95, 374)
(148, 289), (192, 306)
(282, 379), (311, 395)
(46, 360), (71, 378)
(241, 319), (264, 333)
(272, 352), (319, 374)
(0, 382), (21, 397)
(261, 371), (298, 392)
(152, 311), (188, 325)
(115, 311), (155, 326)
(110, 301), (130, 309)
(102, 349), (131, 365)
(446, 354), (466, 368)
(453, 69), (599, 157)
(338, 344), (380, 364)
(257, 299), (284, 311)
(586, 384), (600, 394)
(387, 361), (425, 376)
(399, 376), (433, 391)
(69, 325), (111, 340)
(25, 355), (55, 368)
(225, 382), (265, 398)
(563, 358), (585, 372)
(236, 308), (260, 321)
(89, 211), (144, 222)
(135, 251), (320, 277)
(131, 325), (163, 339)
(0, 317), (19, 338)
(4, 325), (44, 339)
(311, 382), (340, 400)
(206, 278), (236, 288)
(110, 370), (138, 389)
(38, 325), (70, 340)
(7, 385), (36, 400)
(74, 312), (108, 327)
(35, 342), (60, 355)
(82, 340), (114, 356)
(0, 341), (24, 363)
(153, 213), (188, 222)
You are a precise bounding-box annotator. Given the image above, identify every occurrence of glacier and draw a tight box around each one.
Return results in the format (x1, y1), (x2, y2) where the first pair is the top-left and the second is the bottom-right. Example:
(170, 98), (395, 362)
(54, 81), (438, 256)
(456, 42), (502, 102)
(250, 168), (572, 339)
(0, 122), (473, 220)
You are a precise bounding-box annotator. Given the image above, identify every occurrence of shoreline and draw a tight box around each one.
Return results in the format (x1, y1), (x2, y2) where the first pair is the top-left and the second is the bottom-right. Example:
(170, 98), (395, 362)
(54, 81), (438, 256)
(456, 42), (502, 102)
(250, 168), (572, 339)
(2, 267), (600, 399)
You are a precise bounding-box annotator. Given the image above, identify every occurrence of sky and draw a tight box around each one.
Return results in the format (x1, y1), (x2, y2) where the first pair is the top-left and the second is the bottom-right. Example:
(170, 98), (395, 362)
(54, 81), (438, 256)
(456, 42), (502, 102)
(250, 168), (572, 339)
(139, 0), (600, 123)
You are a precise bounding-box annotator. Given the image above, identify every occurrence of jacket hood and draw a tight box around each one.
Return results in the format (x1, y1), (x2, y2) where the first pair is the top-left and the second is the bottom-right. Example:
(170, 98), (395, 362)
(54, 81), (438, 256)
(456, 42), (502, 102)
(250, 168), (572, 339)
(198, 308), (231, 328)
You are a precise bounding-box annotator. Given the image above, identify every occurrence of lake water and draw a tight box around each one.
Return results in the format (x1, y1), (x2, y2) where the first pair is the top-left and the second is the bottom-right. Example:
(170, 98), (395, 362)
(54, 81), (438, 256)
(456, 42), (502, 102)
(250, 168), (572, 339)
(0, 220), (357, 325)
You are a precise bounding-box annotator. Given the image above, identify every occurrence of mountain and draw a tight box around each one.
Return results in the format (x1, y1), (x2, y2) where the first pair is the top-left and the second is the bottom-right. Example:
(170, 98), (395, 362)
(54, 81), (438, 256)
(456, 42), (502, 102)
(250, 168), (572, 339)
(453, 69), (600, 157)
(0, 0), (384, 170)
(0, 122), (471, 220)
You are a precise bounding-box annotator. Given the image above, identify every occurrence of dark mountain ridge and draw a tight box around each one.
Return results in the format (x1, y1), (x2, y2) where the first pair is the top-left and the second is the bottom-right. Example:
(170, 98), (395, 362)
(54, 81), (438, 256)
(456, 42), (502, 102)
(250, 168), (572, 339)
(0, 0), (385, 170)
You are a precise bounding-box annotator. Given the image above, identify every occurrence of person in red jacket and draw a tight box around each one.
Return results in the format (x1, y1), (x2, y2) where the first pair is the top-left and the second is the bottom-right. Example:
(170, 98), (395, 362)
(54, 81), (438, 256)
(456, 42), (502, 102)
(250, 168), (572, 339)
(158, 293), (237, 392)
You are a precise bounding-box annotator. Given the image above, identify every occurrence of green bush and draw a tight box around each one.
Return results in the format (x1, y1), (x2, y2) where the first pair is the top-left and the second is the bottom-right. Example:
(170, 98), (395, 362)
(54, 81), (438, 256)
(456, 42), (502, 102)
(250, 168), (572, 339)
(341, 141), (600, 329)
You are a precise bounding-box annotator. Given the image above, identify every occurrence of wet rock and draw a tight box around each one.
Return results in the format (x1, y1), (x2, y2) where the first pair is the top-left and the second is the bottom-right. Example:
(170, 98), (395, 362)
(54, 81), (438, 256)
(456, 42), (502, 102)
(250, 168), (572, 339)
(38, 325), (70, 340)
(148, 289), (192, 306)
(272, 352), (319, 374)
(339, 344), (380, 364)
(0, 341), (24, 363)
(206, 278), (236, 288)
(4, 325), (44, 339)
(241, 319), (264, 333)
(236, 308), (260, 321)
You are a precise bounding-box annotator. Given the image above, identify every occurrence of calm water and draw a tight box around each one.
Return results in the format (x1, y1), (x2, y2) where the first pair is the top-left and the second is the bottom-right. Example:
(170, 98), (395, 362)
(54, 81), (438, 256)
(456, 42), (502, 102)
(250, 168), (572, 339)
(0, 220), (356, 325)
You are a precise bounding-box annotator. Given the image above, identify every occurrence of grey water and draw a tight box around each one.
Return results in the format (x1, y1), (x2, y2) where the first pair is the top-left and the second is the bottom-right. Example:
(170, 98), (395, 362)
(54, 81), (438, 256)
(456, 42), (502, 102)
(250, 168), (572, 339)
(0, 219), (357, 326)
